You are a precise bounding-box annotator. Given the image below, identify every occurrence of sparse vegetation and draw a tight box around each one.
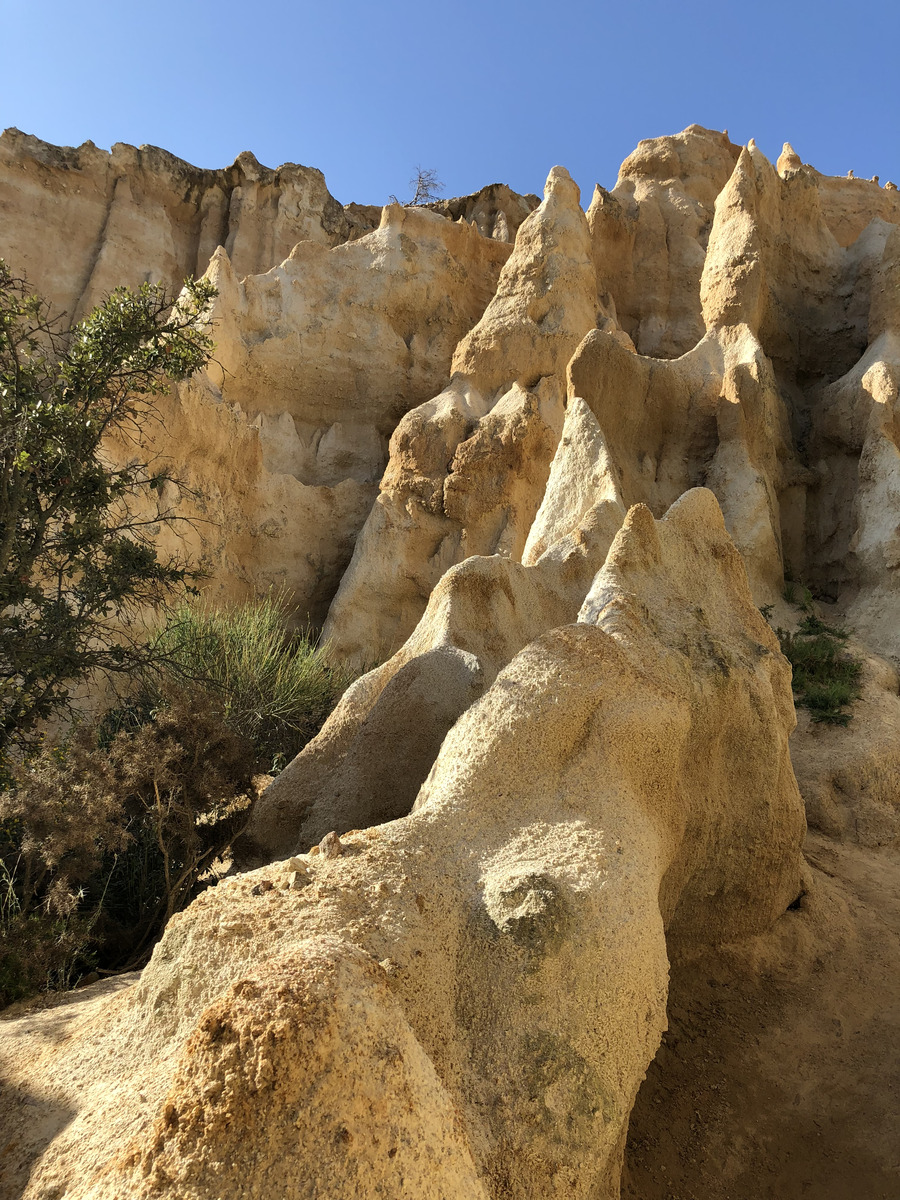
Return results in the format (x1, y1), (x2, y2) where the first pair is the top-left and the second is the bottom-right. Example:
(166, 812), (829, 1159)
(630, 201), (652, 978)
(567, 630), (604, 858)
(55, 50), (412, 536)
(0, 690), (255, 1003)
(409, 165), (444, 205)
(389, 165), (445, 206)
(151, 592), (351, 773)
(776, 610), (863, 726)
(0, 595), (351, 1006)
(782, 580), (814, 612)
(0, 265), (353, 1005)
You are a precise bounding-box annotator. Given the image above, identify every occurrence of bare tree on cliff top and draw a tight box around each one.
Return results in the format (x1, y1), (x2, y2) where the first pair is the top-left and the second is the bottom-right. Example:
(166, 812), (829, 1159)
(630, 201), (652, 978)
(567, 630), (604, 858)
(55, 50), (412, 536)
(389, 166), (445, 207)
(409, 165), (445, 205)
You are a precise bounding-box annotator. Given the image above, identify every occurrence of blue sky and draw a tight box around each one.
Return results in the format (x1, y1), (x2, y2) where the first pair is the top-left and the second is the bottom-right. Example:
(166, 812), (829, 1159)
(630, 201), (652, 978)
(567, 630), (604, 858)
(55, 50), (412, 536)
(2, 0), (898, 207)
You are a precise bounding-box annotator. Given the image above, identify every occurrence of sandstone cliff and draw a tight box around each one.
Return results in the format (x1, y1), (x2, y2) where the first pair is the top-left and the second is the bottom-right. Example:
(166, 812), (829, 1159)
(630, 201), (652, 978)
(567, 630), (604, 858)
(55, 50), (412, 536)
(0, 124), (899, 1200)
(4, 124), (899, 654)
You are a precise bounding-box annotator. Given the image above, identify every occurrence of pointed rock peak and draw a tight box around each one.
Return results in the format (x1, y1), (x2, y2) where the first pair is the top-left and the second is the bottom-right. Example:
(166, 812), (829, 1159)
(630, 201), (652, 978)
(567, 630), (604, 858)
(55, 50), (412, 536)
(232, 149), (263, 180)
(777, 142), (803, 176)
(522, 396), (624, 565)
(606, 501), (662, 573)
(726, 141), (779, 200)
(745, 140), (778, 178)
(204, 244), (237, 289)
(735, 145), (755, 175)
(378, 200), (406, 229)
(543, 165), (581, 207)
(579, 488), (762, 655)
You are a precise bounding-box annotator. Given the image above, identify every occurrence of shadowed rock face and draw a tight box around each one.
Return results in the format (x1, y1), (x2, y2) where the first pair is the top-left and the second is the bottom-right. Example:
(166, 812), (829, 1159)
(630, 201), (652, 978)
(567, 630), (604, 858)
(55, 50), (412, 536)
(0, 491), (804, 1200)
(587, 124), (742, 359)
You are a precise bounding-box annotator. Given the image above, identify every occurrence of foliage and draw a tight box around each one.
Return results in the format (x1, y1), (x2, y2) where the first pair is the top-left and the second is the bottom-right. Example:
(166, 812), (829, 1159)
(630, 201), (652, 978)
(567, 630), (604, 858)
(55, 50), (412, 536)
(776, 613), (862, 726)
(0, 263), (216, 760)
(151, 592), (351, 772)
(0, 268), (355, 1007)
(0, 690), (255, 1004)
(0, 592), (352, 1006)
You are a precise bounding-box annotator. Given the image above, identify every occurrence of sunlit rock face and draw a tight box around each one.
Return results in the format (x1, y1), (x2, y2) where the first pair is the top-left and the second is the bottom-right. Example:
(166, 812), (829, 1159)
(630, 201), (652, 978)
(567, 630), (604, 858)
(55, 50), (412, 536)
(0, 490), (806, 1200)
(1, 124), (900, 1200)
(0, 128), (350, 320)
(3, 126), (899, 647)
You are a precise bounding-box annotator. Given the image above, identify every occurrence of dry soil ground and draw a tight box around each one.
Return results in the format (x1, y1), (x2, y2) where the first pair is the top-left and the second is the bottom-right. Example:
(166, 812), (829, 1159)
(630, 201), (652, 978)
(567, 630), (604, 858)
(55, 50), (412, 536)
(623, 833), (900, 1199)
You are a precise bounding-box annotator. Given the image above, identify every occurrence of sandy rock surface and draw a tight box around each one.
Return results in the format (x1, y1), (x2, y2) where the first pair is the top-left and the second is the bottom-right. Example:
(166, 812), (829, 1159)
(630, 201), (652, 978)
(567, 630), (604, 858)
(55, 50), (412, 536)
(0, 129), (348, 321)
(4, 126), (900, 643)
(322, 165), (599, 664)
(2, 124), (900, 1200)
(0, 491), (805, 1200)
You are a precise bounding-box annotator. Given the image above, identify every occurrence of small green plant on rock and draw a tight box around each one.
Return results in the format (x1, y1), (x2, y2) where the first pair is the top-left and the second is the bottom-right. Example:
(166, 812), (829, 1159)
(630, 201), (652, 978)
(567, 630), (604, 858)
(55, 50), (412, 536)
(782, 580), (814, 612)
(776, 612), (862, 726)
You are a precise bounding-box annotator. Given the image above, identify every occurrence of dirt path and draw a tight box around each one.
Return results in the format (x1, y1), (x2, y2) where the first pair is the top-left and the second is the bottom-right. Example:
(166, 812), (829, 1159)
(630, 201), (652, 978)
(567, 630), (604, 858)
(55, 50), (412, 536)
(623, 833), (900, 1199)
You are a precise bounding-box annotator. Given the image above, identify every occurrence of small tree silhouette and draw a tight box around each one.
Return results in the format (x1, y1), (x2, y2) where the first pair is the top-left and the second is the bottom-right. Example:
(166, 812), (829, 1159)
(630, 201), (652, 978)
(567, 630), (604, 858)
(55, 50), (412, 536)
(409, 165), (444, 205)
(389, 166), (445, 207)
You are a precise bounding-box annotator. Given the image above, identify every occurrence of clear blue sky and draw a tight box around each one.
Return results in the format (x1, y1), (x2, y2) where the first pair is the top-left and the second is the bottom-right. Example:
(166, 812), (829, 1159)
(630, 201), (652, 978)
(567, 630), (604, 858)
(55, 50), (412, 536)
(2, 0), (898, 207)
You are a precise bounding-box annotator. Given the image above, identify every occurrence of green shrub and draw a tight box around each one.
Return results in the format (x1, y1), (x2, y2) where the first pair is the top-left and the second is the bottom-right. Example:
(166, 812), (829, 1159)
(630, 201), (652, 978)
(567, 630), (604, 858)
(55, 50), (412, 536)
(0, 263), (215, 761)
(776, 615), (862, 726)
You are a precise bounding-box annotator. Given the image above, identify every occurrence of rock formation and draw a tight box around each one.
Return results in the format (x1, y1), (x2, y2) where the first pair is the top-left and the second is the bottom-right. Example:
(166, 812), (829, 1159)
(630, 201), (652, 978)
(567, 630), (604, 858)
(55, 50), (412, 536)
(322, 164), (600, 664)
(4, 124), (899, 647)
(0, 129), (348, 322)
(1, 122), (899, 1200)
(587, 124), (741, 358)
(0, 133), (524, 619)
(156, 207), (510, 619)
(0, 491), (805, 1200)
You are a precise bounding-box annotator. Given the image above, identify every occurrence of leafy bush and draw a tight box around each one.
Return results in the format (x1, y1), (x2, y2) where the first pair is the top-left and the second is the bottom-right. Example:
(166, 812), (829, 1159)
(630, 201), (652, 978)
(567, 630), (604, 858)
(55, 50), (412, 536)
(0, 263), (216, 761)
(0, 594), (351, 1006)
(152, 592), (349, 772)
(776, 614), (862, 726)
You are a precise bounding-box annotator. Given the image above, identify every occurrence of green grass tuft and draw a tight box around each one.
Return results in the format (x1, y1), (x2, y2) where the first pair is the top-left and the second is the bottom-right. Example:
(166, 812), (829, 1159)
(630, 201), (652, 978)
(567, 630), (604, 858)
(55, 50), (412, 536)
(152, 591), (351, 772)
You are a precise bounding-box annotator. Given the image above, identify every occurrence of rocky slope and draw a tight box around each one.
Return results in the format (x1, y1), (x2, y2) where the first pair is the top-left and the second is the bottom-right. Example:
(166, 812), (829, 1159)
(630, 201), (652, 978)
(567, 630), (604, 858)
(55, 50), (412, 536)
(0, 124), (899, 1200)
